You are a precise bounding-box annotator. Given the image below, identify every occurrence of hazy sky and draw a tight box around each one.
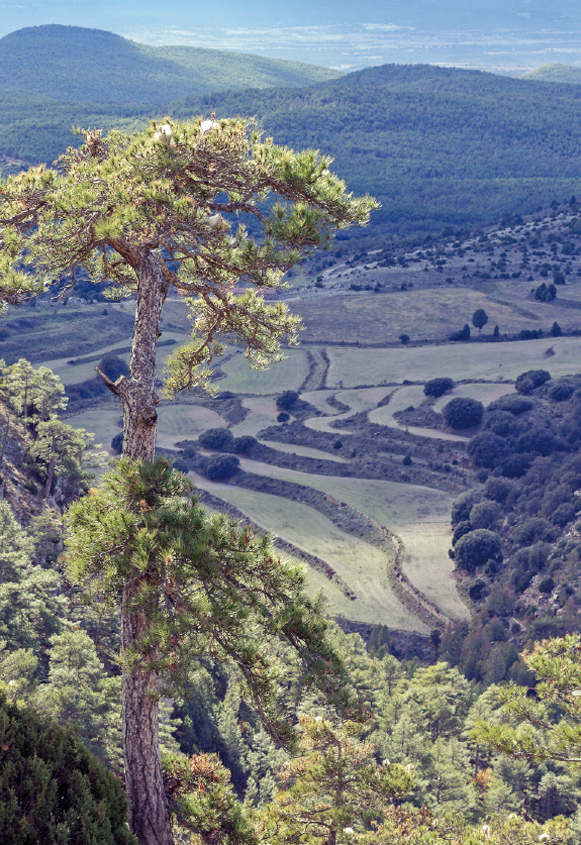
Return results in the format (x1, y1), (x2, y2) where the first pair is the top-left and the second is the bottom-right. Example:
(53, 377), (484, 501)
(1, 1), (580, 70)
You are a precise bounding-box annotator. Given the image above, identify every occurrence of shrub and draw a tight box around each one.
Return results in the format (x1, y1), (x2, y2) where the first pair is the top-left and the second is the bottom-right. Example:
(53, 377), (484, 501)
(0, 696), (136, 845)
(512, 518), (557, 547)
(198, 428), (234, 450)
(202, 454), (240, 480)
(549, 382), (574, 402)
(516, 427), (562, 457)
(487, 394), (533, 416)
(231, 435), (257, 454)
(277, 411), (290, 423)
(469, 500), (504, 531)
(449, 323), (471, 342)
(484, 476), (515, 504)
(451, 490), (484, 526)
(551, 502), (576, 527)
(467, 432), (509, 469)
(515, 369), (550, 394)
(550, 321), (562, 337)
(454, 529), (502, 572)
(539, 576), (555, 595)
(402, 455), (412, 466)
(424, 377), (454, 398)
(276, 390), (299, 410)
(111, 432), (124, 454)
(499, 453), (531, 478)
(483, 410), (525, 437)
(468, 579), (487, 601)
(452, 520), (473, 546)
(97, 352), (130, 382)
(443, 397), (484, 430)
(172, 458), (190, 473)
(399, 334), (410, 344)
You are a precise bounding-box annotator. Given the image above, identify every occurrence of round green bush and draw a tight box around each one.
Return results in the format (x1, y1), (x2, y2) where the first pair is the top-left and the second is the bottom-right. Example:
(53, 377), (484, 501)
(202, 454), (240, 481)
(454, 529), (502, 572)
(443, 397), (484, 430)
(275, 390), (299, 411)
(0, 696), (136, 845)
(423, 377), (454, 398)
(515, 369), (551, 395)
(451, 489), (484, 526)
(231, 435), (257, 454)
(198, 428), (234, 450)
(469, 500), (504, 531)
(487, 395), (533, 416)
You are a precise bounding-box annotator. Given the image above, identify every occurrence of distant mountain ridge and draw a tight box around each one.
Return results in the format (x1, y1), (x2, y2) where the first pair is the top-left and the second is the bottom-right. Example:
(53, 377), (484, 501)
(0, 25), (340, 104)
(3, 51), (581, 240)
(520, 63), (581, 85)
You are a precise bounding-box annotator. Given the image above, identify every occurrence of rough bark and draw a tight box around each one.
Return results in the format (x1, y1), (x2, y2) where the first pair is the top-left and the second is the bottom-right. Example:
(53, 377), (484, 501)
(120, 252), (169, 462)
(122, 579), (173, 845)
(118, 250), (173, 845)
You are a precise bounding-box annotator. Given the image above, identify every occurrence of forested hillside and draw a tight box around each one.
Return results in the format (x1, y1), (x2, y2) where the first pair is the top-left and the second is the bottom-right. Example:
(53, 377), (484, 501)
(4, 58), (581, 240)
(0, 26), (340, 103)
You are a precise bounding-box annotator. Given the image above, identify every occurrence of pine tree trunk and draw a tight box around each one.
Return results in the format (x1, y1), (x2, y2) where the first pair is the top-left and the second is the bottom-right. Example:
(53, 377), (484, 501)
(119, 252), (173, 845)
(122, 580), (173, 845)
(121, 252), (169, 462)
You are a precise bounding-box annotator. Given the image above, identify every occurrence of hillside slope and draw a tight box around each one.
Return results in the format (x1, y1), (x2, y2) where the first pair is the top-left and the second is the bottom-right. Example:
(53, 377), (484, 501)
(520, 64), (581, 85)
(0, 25), (340, 104)
(4, 61), (581, 239)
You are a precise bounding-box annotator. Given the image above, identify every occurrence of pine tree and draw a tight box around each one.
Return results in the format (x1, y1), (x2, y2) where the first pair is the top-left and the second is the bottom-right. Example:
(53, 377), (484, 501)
(1, 117), (375, 845)
(0, 695), (137, 844)
(65, 458), (358, 844)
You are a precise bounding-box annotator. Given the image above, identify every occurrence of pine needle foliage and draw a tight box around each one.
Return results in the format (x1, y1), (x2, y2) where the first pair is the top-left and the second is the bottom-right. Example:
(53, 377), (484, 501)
(0, 116), (377, 396)
(64, 458), (360, 745)
(0, 694), (137, 845)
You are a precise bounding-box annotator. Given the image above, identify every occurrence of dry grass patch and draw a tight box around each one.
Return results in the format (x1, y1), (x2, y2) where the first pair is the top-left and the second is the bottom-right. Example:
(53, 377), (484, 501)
(218, 348), (309, 394)
(155, 404), (226, 449)
(327, 337), (581, 388)
(190, 475), (424, 630)
(291, 288), (552, 345)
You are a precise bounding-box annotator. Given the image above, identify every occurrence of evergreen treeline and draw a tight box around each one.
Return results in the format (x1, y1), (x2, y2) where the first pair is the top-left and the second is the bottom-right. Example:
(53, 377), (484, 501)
(5, 62), (581, 238)
(440, 371), (581, 682)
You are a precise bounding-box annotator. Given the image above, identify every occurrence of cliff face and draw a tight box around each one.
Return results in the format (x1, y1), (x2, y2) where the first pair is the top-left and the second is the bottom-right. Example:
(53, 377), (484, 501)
(0, 401), (43, 524)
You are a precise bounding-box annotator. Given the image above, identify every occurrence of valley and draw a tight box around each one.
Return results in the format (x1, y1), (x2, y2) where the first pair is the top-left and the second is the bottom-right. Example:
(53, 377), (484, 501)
(9, 199), (581, 639)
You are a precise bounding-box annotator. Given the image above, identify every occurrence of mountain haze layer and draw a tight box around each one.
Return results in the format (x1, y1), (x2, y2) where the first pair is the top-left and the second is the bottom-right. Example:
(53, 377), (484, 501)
(0, 25), (340, 104)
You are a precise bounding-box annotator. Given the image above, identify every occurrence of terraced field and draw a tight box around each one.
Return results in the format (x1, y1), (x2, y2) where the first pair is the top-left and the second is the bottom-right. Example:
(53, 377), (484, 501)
(190, 473), (427, 631)
(27, 289), (581, 638)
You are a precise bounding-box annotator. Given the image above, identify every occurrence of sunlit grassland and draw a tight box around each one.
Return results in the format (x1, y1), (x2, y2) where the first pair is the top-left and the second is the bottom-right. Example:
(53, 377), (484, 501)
(232, 396), (279, 437)
(260, 440), (349, 463)
(291, 288), (562, 345)
(326, 336), (581, 388)
(233, 458), (466, 619)
(217, 348), (309, 394)
(44, 331), (188, 385)
(155, 404), (227, 450)
(368, 385), (468, 442)
(432, 382), (515, 413)
(189, 473), (426, 631)
(63, 407), (121, 454)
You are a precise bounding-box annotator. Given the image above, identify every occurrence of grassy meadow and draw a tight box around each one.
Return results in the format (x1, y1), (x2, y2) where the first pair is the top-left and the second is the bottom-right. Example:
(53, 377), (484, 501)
(190, 473), (426, 631)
